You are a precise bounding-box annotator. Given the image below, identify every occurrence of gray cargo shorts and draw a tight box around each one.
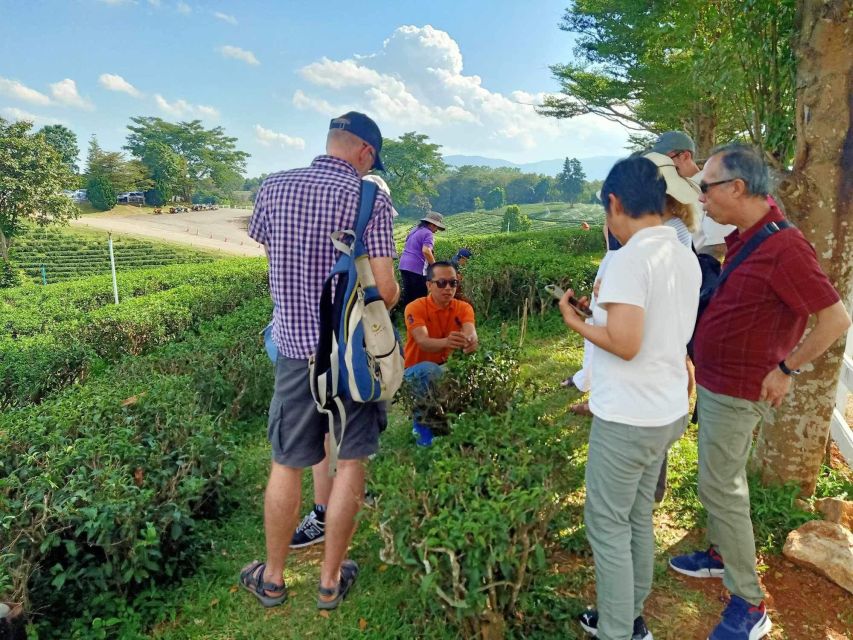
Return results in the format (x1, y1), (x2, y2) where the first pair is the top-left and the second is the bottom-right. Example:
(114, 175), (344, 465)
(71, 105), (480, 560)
(267, 357), (387, 468)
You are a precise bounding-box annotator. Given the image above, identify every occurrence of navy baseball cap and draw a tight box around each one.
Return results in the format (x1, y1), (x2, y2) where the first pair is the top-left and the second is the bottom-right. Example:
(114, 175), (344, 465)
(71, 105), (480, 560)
(329, 111), (385, 171)
(456, 248), (473, 258)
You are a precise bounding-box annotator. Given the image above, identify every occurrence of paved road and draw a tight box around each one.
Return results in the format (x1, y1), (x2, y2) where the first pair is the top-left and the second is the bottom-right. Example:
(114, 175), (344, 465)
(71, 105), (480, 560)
(71, 207), (266, 257)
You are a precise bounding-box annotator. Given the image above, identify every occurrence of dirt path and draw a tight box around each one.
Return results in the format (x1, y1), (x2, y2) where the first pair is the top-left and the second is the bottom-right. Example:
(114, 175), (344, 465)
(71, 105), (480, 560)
(70, 207), (265, 257)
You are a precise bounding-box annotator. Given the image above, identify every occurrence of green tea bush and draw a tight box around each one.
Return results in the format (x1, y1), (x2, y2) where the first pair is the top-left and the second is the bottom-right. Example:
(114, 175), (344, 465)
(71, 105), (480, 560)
(1, 258), (266, 336)
(372, 400), (582, 638)
(0, 262), (269, 407)
(397, 346), (520, 435)
(432, 229), (602, 320)
(0, 298), (273, 638)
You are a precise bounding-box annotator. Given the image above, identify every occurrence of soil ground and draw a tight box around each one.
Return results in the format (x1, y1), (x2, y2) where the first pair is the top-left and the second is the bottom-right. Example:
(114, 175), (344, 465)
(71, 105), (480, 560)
(70, 206), (265, 257)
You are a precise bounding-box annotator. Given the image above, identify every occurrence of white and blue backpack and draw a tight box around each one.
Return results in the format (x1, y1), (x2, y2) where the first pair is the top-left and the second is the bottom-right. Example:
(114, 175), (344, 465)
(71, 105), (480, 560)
(309, 180), (404, 474)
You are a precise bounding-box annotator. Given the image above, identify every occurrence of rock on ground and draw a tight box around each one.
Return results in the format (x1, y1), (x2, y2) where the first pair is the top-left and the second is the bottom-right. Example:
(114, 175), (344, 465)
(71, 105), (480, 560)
(782, 519), (853, 595)
(815, 497), (853, 531)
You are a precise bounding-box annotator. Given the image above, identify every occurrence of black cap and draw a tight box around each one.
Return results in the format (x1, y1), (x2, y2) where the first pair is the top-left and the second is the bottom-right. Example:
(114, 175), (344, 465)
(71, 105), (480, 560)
(329, 111), (385, 171)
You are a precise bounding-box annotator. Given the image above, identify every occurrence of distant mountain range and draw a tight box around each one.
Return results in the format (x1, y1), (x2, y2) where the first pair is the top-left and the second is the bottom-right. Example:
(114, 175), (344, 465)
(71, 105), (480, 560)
(443, 154), (623, 181)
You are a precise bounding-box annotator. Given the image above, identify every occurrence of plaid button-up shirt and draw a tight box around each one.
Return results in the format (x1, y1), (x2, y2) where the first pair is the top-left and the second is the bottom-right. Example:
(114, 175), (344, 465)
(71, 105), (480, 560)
(248, 155), (396, 360)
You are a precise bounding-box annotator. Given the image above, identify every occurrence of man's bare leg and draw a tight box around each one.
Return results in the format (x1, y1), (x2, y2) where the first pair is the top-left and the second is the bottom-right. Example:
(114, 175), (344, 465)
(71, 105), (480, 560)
(261, 462), (303, 588)
(311, 439), (333, 506)
(319, 457), (366, 591)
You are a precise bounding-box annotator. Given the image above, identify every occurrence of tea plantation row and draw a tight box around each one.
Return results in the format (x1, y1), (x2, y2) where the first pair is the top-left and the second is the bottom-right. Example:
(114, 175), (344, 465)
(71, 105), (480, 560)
(8, 227), (216, 283)
(1, 260), (268, 407)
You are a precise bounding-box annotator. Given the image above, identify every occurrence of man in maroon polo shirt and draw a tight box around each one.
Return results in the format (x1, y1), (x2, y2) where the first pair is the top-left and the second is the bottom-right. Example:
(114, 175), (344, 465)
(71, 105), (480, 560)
(668, 144), (850, 640)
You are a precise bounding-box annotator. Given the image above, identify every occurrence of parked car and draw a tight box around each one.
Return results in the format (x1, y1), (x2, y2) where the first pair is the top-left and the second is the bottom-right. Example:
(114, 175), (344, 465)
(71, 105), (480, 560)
(116, 191), (145, 204)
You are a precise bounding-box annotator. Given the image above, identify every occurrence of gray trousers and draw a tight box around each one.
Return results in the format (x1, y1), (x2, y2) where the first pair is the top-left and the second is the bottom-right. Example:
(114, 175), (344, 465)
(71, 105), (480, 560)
(697, 385), (769, 606)
(584, 414), (687, 640)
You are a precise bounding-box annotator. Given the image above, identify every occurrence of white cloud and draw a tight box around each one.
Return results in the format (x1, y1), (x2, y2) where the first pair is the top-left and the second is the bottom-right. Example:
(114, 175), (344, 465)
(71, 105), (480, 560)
(99, 73), (142, 98)
(293, 24), (628, 159)
(49, 78), (94, 110)
(1, 107), (65, 126)
(219, 45), (260, 66)
(254, 125), (306, 150)
(176, 1), (191, 14)
(154, 93), (218, 119)
(98, 0), (136, 5)
(214, 11), (237, 25)
(292, 89), (343, 114)
(0, 76), (51, 106)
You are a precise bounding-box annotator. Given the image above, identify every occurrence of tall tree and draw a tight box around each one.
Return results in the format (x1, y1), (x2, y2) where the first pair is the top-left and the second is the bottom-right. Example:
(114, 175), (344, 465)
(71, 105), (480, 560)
(86, 135), (151, 196)
(124, 117), (249, 201)
(484, 186), (506, 210)
(0, 118), (77, 268)
(539, 0), (796, 162)
(752, 0), (853, 495)
(141, 141), (186, 205)
(37, 124), (80, 174)
(381, 132), (446, 216)
(556, 158), (585, 205)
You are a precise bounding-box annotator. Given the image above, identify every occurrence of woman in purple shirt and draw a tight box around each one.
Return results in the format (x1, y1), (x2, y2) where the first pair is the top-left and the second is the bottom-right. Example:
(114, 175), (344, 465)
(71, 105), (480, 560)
(399, 211), (446, 310)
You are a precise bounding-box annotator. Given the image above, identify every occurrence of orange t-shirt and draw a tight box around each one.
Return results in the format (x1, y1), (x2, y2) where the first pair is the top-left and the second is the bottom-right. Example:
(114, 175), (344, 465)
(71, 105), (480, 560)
(404, 296), (476, 368)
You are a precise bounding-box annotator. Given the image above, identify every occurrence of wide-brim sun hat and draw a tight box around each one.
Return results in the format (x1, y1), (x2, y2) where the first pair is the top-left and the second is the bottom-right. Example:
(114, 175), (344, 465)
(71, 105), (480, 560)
(420, 211), (446, 230)
(643, 152), (701, 205)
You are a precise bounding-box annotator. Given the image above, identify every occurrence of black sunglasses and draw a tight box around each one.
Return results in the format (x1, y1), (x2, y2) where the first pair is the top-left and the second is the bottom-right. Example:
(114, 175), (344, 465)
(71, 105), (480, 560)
(699, 178), (737, 194)
(431, 278), (459, 289)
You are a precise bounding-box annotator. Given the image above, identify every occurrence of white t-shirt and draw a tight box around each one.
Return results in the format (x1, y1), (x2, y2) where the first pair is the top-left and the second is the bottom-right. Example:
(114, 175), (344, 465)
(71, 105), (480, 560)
(589, 225), (701, 426)
(688, 172), (736, 250)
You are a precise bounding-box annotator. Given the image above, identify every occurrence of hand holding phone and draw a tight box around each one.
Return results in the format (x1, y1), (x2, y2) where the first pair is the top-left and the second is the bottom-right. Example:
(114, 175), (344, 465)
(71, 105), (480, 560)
(545, 284), (592, 318)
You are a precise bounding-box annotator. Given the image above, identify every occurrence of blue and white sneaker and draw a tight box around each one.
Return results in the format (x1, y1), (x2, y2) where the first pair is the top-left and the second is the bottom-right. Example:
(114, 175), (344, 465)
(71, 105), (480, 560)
(578, 608), (653, 639)
(708, 595), (771, 640)
(669, 546), (725, 578)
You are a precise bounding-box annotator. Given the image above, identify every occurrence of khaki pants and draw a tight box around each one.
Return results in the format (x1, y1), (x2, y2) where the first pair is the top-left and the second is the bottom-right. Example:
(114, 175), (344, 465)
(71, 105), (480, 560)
(585, 415), (687, 640)
(697, 385), (769, 606)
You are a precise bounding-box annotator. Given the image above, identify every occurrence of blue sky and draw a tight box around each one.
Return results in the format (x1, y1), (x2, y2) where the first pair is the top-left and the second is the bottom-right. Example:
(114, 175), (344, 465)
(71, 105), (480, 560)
(0, 0), (630, 177)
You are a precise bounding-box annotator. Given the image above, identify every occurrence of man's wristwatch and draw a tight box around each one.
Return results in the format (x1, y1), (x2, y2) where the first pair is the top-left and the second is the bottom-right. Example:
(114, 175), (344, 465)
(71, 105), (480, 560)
(778, 360), (801, 376)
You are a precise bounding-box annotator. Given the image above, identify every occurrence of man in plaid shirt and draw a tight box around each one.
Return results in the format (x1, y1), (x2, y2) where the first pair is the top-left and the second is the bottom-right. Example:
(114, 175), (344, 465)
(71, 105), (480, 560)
(669, 144), (850, 640)
(240, 112), (399, 610)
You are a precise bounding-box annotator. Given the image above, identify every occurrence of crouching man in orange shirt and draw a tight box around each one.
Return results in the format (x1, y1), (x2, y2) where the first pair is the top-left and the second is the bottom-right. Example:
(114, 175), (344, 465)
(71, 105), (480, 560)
(403, 261), (478, 445)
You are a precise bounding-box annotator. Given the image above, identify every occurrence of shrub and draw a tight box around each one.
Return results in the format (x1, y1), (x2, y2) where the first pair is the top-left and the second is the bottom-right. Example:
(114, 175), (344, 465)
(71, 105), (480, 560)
(0, 262), (270, 408)
(372, 400), (582, 637)
(0, 298), (273, 638)
(501, 204), (532, 232)
(433, 230), (602, 320)
(86, 175), (117, 211)
(397, 346), (520, 435)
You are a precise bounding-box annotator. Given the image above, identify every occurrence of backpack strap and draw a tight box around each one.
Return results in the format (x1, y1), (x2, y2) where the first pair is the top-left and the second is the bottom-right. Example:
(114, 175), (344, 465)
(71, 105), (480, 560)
(322, 179), (380, 477)
(712, 219), (791, 295)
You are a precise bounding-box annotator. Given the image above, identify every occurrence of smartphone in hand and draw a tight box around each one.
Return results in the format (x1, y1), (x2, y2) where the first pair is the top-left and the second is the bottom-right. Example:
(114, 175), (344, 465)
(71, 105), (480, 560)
(544, 284), (592, 318)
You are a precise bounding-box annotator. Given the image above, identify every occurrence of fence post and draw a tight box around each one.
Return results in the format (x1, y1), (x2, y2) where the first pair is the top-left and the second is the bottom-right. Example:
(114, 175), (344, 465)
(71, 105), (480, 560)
(108, 233), (119, 304)
(830, 327), (853, 467)
(40, 264), (47, 285)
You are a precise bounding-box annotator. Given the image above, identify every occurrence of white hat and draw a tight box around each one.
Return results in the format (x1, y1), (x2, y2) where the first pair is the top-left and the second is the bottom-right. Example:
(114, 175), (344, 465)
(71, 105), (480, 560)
(363, 174), (390, 195)
(643, 152), (701, 205)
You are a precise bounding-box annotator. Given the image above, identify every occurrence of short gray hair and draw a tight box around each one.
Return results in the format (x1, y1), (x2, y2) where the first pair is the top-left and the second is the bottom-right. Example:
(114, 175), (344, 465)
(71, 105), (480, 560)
(710, 143), (770, 197)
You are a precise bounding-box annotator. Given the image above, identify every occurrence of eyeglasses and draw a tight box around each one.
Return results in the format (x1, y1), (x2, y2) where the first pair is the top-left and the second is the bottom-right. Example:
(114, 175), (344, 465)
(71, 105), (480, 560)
(699, 178), (737, 193)
(431, 278), (459, 289)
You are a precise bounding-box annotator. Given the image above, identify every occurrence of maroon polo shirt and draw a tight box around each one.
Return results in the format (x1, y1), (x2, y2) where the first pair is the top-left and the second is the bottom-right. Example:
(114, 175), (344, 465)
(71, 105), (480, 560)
(693, 204), (840, 401)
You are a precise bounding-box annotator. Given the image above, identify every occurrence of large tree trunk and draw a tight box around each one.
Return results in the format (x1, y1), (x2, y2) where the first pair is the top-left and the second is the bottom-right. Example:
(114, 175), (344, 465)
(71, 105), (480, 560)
(691, 98), (718, 159)
(753, 0), (853, 496)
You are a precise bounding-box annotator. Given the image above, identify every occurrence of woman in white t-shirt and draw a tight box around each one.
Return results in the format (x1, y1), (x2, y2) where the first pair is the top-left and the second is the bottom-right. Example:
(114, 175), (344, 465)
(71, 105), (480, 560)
(558, 156), (701, 640)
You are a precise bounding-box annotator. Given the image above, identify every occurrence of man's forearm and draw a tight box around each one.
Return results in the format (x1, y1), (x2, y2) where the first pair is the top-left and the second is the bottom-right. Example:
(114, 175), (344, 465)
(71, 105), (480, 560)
(785, 301), (851, 370)
(415, 336), (448, 353)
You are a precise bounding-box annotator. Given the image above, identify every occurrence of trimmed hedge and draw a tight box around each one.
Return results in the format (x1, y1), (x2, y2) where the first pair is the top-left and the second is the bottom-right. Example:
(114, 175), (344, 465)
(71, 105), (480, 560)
(7, 225), (215, 284)
(0, 298), (274, 638)
(0, 262), (269, 407)
(1, 258), (267, 336)
(433, 229), (603, 319)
